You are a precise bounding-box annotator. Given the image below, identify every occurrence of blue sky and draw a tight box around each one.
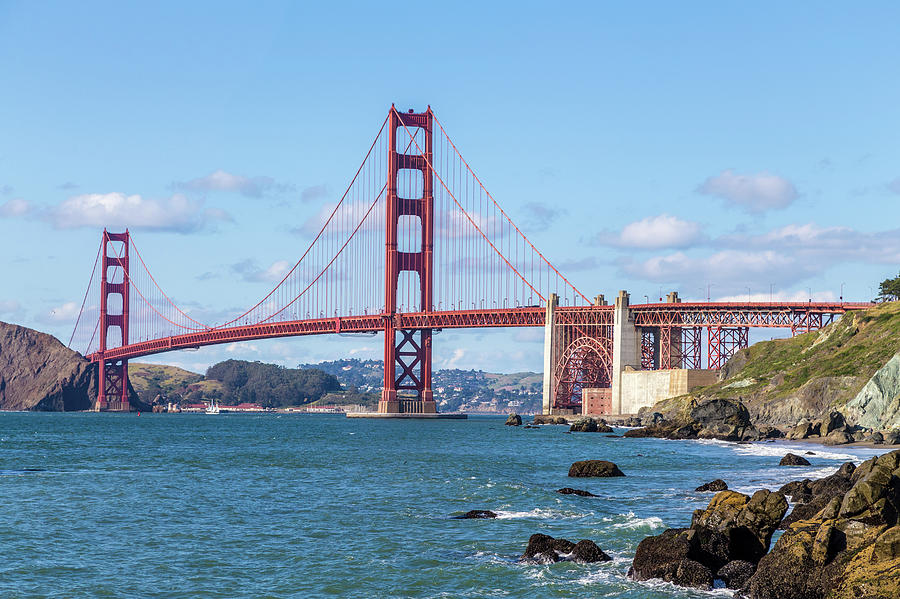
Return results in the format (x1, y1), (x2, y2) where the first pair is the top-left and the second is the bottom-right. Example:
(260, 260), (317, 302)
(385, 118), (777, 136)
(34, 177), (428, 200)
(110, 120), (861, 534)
(1, 1), (898, 374)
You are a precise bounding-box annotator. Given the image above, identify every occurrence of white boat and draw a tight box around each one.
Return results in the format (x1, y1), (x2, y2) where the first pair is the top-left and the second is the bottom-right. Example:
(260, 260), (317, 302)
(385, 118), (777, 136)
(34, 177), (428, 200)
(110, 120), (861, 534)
(205, 401), (220, 415)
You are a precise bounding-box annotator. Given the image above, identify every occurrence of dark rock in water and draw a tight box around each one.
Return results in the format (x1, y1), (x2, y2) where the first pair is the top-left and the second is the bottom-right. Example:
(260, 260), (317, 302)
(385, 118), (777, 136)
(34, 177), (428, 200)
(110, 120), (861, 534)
(522, 533), (556, 559)
(779, 453), (811, 466)
(569, 417), (614, 433)
(696, 479), (728, 492)
(605, 434), (621, 438)
(747, 451), (900, 599)
(624, 416), (642, 427)
(568, 460), (625, 478)
(532, 414), (569, 425)
(453, 510), (497, 519)
(691, 398), (755, 441)
(758, 426), (785, 439)
(717, 559), (756, 589)
(572, 539), (611, 563)
(806, 451), (816, 455)
(556, 487), (597, 497)
(505, 413), (522, 426)
(521, 533), (609, 564)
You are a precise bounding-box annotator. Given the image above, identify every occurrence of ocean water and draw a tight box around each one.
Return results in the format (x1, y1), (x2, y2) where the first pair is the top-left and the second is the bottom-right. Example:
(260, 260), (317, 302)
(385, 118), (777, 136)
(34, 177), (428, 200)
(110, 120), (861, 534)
(0, 413), (888, 598)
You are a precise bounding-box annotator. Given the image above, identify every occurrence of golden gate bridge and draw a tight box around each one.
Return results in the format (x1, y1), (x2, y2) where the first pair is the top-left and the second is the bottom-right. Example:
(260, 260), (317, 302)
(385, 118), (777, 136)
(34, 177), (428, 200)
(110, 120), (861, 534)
(68, 106), (868, 414)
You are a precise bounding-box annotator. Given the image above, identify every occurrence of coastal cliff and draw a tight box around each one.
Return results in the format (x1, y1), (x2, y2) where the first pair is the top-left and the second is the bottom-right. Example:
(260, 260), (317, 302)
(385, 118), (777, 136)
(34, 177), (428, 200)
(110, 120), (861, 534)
(649, 302), (900, 430)
(0, 320), (143, 411)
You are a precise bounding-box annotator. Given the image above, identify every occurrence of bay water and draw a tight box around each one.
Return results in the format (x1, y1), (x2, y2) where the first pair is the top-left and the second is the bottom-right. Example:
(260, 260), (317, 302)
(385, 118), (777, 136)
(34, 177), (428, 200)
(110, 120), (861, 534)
(0, 413), (886, 598)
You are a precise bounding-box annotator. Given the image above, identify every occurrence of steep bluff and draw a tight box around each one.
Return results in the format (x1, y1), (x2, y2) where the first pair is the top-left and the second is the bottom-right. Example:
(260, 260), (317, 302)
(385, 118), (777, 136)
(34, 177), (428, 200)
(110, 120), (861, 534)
(0, 320), (143, 411)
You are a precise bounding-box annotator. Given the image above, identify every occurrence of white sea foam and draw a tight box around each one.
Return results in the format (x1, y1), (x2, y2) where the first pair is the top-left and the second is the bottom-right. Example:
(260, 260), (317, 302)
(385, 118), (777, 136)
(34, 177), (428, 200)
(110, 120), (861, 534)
(494, 508), (583, 520)
(600, 511), (666, 531)
(695, 438), (863, 462)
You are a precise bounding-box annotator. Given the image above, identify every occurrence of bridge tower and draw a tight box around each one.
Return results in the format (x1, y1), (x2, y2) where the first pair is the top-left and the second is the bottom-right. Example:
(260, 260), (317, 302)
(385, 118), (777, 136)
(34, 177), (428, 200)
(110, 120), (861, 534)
(97, 229), (131, 411)
(379, 106), (436, 414)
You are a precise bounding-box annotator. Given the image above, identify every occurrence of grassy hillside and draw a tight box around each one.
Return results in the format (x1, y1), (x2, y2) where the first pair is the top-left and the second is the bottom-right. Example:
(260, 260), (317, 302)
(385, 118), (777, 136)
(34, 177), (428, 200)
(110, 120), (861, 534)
(129, 363), (205, 403)
(651, 301), (900, 426)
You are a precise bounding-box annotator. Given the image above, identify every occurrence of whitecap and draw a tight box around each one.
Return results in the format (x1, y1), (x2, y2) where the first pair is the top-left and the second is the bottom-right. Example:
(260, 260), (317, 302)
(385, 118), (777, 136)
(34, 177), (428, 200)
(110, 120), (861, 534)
(494, 508), (583, 520)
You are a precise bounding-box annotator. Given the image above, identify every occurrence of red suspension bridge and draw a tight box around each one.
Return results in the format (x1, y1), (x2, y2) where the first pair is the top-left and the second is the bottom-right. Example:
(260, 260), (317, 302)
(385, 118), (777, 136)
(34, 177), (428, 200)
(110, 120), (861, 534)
(68, 106), (869, 414)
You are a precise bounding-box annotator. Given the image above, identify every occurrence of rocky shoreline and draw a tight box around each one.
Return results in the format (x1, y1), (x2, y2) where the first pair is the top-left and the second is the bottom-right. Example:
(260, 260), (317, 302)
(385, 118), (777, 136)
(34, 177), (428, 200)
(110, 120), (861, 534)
(492, 409), (900, 597)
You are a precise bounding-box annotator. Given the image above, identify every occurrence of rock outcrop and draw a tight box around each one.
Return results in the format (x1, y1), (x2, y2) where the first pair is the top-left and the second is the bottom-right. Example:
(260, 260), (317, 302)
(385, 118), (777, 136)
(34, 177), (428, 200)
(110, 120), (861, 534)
(630, 489), (788, 590)
(779, 462), (856, 528)
(0, 321), (145, 411)
(505, 413), (522, 426)
(843, 352), (900, 431)
(568, 460), (625, 478)
(626, 398), (762, 442)
(746, 450), (900, 599)
(532, 414), (568, 425)
(569, 417), (613, 433)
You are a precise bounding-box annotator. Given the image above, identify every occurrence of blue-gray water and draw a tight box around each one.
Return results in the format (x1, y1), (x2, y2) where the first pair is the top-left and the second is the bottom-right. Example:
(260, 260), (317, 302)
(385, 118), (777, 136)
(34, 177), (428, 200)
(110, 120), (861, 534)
(0, 413), (887, 598)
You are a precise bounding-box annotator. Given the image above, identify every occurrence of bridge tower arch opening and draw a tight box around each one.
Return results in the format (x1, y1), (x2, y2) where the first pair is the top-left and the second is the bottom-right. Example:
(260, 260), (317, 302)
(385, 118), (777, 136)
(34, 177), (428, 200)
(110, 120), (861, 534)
(552, 336), (612, 415)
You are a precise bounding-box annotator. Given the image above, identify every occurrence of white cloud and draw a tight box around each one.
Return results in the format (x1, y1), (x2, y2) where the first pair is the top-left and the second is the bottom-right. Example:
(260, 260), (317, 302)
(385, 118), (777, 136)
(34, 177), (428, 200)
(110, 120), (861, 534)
(300, 184), (329, 203)
(42, 301), (81, 323)
(715, 290), (837, 302)
(0, 300), (21, 317)
(697, 169), (798, 212)
(719, 223), (900, 264)
(231, 259), (293, 283)
(592, 214), (703, 249)
(0, 198), (30, 217)
(519, 202), (564, 232)
(173, 169), (293, 198)
(48, 192), (230, 232)
(622, 249), (814, 289)
(225, 342), (260, 354)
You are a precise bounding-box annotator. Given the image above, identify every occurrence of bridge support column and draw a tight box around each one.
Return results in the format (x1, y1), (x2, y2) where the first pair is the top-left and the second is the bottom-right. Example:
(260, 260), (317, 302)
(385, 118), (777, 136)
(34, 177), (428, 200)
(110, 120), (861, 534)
(97, 229), (131, 412)
(611, 290), (641, 415)
(540, 293), (558, 414)
(379, 106), (436, 415)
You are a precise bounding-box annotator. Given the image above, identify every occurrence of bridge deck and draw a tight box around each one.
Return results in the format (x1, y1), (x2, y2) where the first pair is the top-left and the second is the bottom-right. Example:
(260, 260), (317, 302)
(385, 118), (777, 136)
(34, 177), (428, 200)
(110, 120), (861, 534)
(88, 302), (871, 362)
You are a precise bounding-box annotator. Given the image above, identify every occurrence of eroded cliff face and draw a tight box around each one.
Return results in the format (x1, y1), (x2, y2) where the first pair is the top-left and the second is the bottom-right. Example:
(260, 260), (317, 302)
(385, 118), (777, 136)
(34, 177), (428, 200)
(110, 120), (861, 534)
(0, 320), (146, 411)
(0, 320), (98, 410)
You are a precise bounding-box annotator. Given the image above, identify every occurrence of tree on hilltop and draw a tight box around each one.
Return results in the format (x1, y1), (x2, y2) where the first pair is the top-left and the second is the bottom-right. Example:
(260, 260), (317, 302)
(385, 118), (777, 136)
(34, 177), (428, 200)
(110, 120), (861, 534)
(877, 272), (900, 302)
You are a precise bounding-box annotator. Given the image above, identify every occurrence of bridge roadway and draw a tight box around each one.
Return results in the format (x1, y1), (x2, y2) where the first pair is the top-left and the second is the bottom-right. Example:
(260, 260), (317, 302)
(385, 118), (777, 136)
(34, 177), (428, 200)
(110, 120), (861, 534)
(89, 301), (870, 363)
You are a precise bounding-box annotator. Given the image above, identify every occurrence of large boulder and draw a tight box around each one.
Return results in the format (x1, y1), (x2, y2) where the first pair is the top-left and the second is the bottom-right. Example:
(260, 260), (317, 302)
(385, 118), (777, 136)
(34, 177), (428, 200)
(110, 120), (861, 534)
(691, 489), (788, 563)
(746, 450), (900, 599)
(505, 413), (522, 426)
(691, 398), (757, 441)
(821, 429), (854, 446)
(717, 559), (756, 589)
(779, 453), (812, 466)
(696, 479), (729, 492)
(568, 460), (625, 478)
(787, 420), (821, 440)
(629, 528), (715, 590)
(571, 539), (611, 563)
(821, 411), (846, 436)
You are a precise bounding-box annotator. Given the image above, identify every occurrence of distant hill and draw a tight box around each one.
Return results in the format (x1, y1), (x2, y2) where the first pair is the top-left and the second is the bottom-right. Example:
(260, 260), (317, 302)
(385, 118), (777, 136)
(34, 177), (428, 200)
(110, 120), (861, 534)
(297, 358), (542, 413)
(131, 359), (344, 409)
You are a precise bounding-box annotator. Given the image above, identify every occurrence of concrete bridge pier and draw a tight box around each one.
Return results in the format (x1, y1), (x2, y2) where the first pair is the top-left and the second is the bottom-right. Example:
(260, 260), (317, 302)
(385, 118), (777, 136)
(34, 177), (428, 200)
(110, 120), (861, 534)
(541, 293), (558, 414)
(611, 291), (641, 415)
